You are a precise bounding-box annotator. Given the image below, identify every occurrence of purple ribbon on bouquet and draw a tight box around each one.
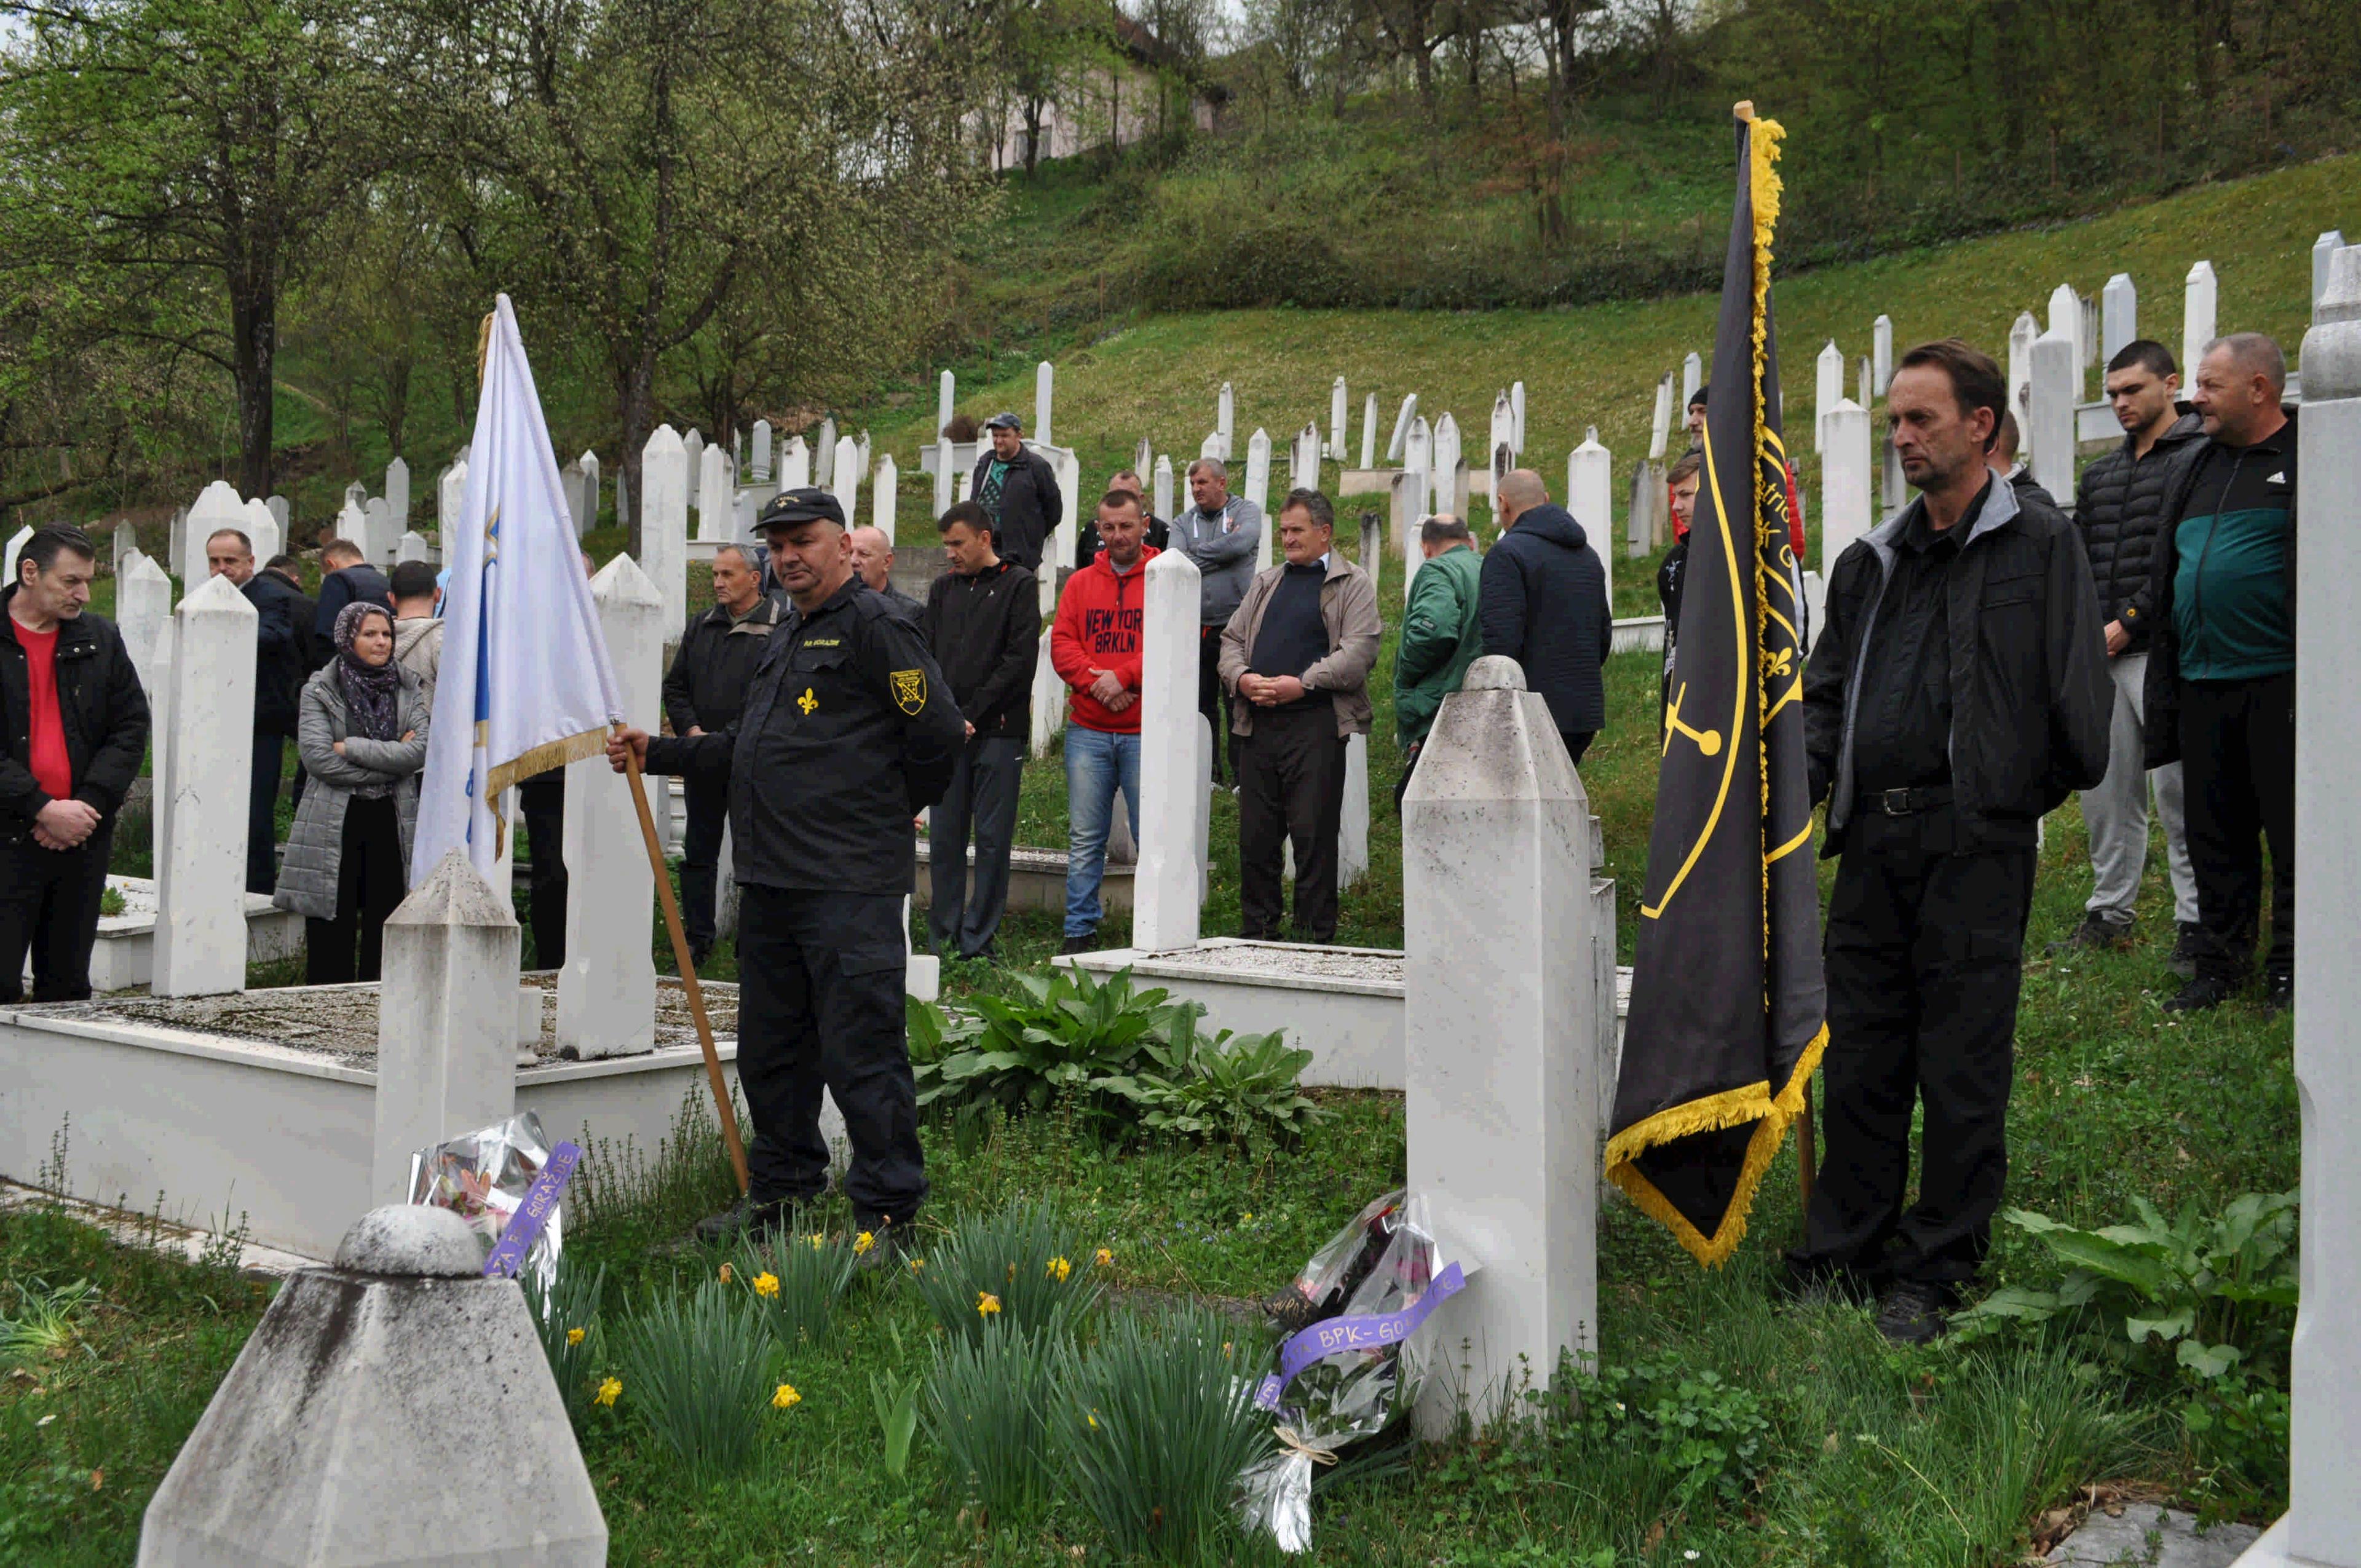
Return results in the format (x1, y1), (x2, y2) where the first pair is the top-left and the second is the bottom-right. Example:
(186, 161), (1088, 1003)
(481, 1141), (582, 1278)
(1254, 1262), (1465, 1412)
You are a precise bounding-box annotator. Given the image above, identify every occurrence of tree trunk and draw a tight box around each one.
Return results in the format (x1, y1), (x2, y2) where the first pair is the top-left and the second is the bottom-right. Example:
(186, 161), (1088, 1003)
(231, 281), (276, 499)
(620, 355), (655, 555)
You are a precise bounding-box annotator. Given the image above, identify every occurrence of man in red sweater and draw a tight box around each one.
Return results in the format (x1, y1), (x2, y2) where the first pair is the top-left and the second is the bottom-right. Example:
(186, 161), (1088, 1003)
(1050, 491), (1155, 954)
(2, 526), (150, 1002)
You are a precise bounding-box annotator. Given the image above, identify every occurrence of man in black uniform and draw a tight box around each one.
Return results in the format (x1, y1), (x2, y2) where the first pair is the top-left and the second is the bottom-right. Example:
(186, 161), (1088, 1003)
(609, 488), (963, 1244)
(1793, 339), (2111, 1344)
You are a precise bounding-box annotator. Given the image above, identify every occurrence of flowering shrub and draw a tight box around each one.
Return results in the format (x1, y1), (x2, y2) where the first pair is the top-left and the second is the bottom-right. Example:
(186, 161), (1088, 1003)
(912, 1200), (1106, 1349)
(743, 1222), (859, 1345)
(612, 1279), (780, 1483)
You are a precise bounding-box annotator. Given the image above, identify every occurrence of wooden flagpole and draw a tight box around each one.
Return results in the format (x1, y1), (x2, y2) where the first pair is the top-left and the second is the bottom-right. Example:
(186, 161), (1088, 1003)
(614, 727), (749, 1194)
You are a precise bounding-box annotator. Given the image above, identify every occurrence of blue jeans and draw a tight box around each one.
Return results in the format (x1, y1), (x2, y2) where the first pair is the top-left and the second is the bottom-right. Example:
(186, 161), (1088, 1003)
(1064, 725), (1140, 937)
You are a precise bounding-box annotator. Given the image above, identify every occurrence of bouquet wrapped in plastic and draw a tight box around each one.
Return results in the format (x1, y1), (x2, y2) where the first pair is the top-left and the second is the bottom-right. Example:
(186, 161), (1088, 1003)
(406, 1111), (568, 1289)
(1236, 1190), (1465, 1551)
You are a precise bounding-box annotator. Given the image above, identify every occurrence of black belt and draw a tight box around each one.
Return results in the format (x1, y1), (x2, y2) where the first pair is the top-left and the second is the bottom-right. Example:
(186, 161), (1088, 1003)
(1866, 784), (1952, 816)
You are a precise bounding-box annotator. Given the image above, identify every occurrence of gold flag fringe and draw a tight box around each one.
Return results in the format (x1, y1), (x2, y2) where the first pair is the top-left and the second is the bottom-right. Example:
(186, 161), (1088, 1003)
(485, 725), (610, 800)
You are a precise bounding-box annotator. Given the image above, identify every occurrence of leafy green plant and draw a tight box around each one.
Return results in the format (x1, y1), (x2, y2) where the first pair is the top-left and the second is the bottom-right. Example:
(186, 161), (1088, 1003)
(743, 1222), (860, 1345)
(522, 1254), (607, 1425)
(911, 966), (1180, 1119)
(1544, 1353), (1771, 1506)
(1051, 1306), (1272, 1566)
(98, 885), (126, 918)
(1105, 1012), (1327, 1152)
(872, 1374), (921, 1481)
(911, 1199), (1106, 1349)
(925, 1315), (1068, 1526)
(1956, 1191), (2298, 1382)
(611, 1278), (779, 1483)
(1, 1276), (98, 1368)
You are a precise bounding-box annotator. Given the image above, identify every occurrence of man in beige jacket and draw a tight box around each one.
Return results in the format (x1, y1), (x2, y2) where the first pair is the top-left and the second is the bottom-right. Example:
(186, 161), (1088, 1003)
(1218, 488), (1382, 942)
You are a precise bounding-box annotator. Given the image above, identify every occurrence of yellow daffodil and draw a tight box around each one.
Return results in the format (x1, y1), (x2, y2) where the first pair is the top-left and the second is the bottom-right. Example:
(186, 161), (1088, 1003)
(595, 1378), (622, 1408)
(717, 1262), (734, 1284)
(809, 1232), (825, 1249)
(1046, 1256), (1072, 1283)
(1094, 1247), (1113, 1267)
(854, 1230), (876, 1256)
(1086, 1411), (1098, 1428)
(977, 1291), (1002, 1317)
(565, 1327), (585, 1347)
(753, 1272), (780, 1299)
(772, 1383), (802, 1410)
(908, 1257), (927, 1273)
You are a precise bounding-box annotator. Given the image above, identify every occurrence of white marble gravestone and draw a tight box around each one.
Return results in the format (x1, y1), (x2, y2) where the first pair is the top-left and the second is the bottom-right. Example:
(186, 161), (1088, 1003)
(639, 424), (690, 631)
(2009, 311), (2041, 430)
(184, 480), (243, 588)
(751, 418), (773, 481)
(242, 497), (280, 568)
(1430, 413), (1463, 521)
(1386, 394), (1418, 464)
(1154, 454), (1175, 523)
(938, 369), (955, 436)
(372, 850), (520, 1202)
(2230, 240), (2361, 1568)
(1821, 399), (1873, 573)
(1511, 380), (1527, 454)
(363, 498), (395, 565)
(1648, 374), (1675, 463)
(682, 429), (705, 517)
(933, 438), (955, 517)
(439, 460), (467, 537)
(1338, 733), (1369, 892)
(579, 451), (600, 533)
(2102, 273), (2138, 365)
(1403, 655), (1596, 1436)
(1815, 340), (1843, 453)
(557, 556), (662, 1059)
(561, 459), (588, 537)
(136, 1204), (605, 1568)
(2048, 282), (2085, 400)
(111, 520), (135, 578)
(1682, 350), (1703, 409)
(1489, 392), (1515, 486)
(265, 494), (290, 537)
(779, 434), (809, 491)
(153, 574), (257, 999)
(2184, 261), (2220, 384)
(396, 531), (429, 565)
(4, 524), (31, 582)
(1567, 429), (1613, 601)
(832, 435), (861, 528)
(1871, 315), (1894, 398)
(812, 419), (835, 489)
(1291, 422), (1321, 497)
(384, 457), (411, 531)
(1245, 429), (1273, 571)
(1360, 393), (1380, 471)
(1216, 381), (1235, 461)
(2312, 232), (2346, 321)
(117, 553), (171, 727)
(872, 453), (900, 545)
(1133, 548), (1204, 953)
(334, 496), (367, 561)
(2028, 330), (2078, 503)
(697, 442), (734, 545)
(1399, 418), (1433, 590)
(1330, 377), (1349, 460)
(1035, 360), (1054, 446)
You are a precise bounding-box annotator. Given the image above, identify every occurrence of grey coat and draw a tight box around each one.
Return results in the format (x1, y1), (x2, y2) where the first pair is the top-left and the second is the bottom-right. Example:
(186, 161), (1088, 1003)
(274, 662), (432, 921)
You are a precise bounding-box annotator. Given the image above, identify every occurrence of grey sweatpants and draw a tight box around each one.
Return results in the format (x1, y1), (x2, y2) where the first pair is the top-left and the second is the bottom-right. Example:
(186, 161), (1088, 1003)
(2082, 652), (2198, 924)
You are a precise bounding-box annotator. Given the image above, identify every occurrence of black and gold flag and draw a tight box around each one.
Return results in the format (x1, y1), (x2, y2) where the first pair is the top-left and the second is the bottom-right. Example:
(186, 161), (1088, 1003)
(1605, 105), (1827, 1267)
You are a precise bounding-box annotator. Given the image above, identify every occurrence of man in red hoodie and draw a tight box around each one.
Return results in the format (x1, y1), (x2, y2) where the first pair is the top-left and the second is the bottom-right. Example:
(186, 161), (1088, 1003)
(1050, 490), (1155, 954)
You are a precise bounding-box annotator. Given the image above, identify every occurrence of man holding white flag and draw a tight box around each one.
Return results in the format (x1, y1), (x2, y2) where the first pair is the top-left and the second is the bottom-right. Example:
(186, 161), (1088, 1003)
(413, 298), (624, 885)
(609, 486), (964, 1246)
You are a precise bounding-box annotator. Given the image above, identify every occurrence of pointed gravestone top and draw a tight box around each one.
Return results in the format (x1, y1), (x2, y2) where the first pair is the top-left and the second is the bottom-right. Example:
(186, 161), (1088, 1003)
(2302, 245), (2361, 402)
(391, 847), (520, 931)
(333, 1203), (483, 1276)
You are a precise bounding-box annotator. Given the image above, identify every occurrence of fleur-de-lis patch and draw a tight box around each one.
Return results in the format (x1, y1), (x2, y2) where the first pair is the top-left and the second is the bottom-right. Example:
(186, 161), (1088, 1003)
(890, 669), (927, 715)
(797, 687), (817, 716)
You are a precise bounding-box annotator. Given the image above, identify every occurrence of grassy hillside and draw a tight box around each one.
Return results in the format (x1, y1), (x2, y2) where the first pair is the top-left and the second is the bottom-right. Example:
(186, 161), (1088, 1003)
(858, 151), (2355, 614)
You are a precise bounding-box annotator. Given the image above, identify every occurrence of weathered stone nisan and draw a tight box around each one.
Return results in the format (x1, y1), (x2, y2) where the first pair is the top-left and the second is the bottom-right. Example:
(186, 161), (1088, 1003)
(154, 574), (257, 999)
(1134, 548), (1204, 953)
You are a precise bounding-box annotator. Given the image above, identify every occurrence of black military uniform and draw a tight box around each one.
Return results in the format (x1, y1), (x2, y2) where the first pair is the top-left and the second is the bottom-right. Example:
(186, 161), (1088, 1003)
(661, 591), (788, 960)
(643, 490), (965, 1237)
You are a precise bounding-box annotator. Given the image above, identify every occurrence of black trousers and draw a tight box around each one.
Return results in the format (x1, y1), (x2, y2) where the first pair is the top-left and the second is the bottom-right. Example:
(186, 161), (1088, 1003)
(735, 884), (927, 1224)
(305, 794), (405, 985)
(248, 731), (288, 895)
(1562, 730), (1595, 769)
(2180, 673), (2294, 984)
(0, 822), (114, 1004)
(929, 734), (1025, 959)
(1793, 809), (2035, 1291)
(519, 775), (568, 970)
(1197, 628), (1230, 785)
(1237, 703), (1348, 943)
(679, 774), (730, 955)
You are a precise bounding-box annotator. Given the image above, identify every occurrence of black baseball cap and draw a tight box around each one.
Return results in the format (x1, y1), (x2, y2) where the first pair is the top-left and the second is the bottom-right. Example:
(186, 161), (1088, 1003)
(982, 411), (1023, 432)
(755, 488), (845, 531)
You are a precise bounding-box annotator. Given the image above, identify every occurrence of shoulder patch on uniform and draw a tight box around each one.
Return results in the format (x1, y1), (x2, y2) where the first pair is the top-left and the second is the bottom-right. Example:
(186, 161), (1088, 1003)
(890, 668), (927, 715)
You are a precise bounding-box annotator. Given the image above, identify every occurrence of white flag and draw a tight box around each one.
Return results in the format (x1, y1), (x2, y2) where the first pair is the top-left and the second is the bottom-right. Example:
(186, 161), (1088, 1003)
(411, 295), (624, 884)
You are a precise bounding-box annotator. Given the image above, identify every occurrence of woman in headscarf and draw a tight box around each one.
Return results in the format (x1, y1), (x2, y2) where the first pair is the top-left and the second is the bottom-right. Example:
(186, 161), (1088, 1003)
(275, 600), (433, 983)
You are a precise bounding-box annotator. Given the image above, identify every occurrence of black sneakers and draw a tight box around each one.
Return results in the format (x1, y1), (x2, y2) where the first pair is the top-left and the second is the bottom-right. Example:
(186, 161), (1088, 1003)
(1874, 1281), (1955, 1345)
(2167, 922), (2204, 980)
(692, 1194), (791, 1243)
(1058, 933), (1096, 956)
(2045, 911), (2135, 956)
(2261, 974), (2293, 1018)
(2163, 974), (2236, 1014)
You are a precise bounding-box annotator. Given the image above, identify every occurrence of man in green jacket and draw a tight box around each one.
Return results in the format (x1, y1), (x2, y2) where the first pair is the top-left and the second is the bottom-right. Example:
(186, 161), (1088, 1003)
(1393, 515), (1485, 809)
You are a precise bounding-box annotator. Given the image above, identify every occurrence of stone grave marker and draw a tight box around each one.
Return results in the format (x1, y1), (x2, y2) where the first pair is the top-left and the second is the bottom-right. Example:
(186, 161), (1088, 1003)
(580, 451), (600, 532)
(165, 505), (187, 573)
(1216, 381), (1235, 460)
(2102, 272), (2138, 364)
(697, 441), (734, 544)
(1330, 376), (1348, 460)
(1857, 355), (1871, 411)
(1881, 424), (1907, 517)
(1511, 380), (1527, 454)
(2009, 311), (2041, 429)
(185, 480), (243, 588)
(874, 454), (900, 545)
(265, 494), (290, 536)
(1360, 392), (1379, 470)
(1134, 548), (1204, 952)
(640, 424), (690, 631)
(938, 368), (954, 435)
(1154, 454), (1174, 523)
(136, 1205), (606, 1567)
(1648, 372), (1675, 461)
(335, 494), (367, 559)
(1135, 435), (1153, 477)
(832, 434), (861, 527)
(682, 428), (706, 514)
(112, 519), (135, 577)
(1359, 509), (1383, 598)
(396, 531), (429, 564)
(561, 459), (587, 536)
(1489, 392), (1515, 493)
(856, 429), (871, 480)
(242, 497), (280, 567)
(2029, 330), (2078, 502)
(1403, 655), (1597, 1436)
(1815, 339), (1843, 453)
(1386, 393), (1418, 464)
(5, 523), (31, 580)
(2048, 283), (2084, 399)
(385, 456), (410, 529)
(1339, 733), (1369, 891)
(365, 497), (395, 564)
(345, 478), (368, 513)
(154, 574), (256, 998)
(1291, 422), (1321, 496)
(117, 552), (170, 707)
(780, 433), (809, 490)
(933, 437), (954, 517)
(1245, 428), (1273, 570)
(751, 418), (773, 480)
(558, 556), (663, 1059)
(1872, 315), (1894, 397)
(440, 461), (467, 537)
(1625, 459), (1656, 558)
(1399, 417), (1432, 594)
(1682, 350), (1703, 408)
(2312, 231), (2346, 321)
(1568, 429), (1613, 601)
(1035, 360), (1054, 446)
(1430, 412), (1463, 520)
(1821, 399), (1873, 572)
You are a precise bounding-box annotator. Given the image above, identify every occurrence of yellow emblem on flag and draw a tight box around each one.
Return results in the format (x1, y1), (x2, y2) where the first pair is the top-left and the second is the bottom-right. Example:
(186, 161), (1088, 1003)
(890, 669), (927, 715)
(797, 687), (817, 716)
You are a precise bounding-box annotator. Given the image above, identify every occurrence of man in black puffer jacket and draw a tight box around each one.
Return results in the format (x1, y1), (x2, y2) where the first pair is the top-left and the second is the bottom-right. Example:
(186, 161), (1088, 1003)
(2051, 339), (2205, 965)
(1480, 469), (1613, 765)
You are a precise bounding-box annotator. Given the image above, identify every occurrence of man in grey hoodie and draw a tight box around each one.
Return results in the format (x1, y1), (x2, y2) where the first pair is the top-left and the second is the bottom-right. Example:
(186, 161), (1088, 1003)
(1168, 457), (1262, 786)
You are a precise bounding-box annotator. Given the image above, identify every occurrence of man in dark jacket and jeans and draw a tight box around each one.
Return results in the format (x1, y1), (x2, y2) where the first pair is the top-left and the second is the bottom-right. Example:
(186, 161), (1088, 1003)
(968, 413), (1062, 572)
(1480, 469), (1612, 766)
(206, 526), (306, 893)
(1, 526), (150, 1002)
(923, 501), (1038, 959)
(1792, 340), (2111, 1344)
(2052, 340), (2205, 964)
(2142, 333), (2300, 1016)
(662, 542), (786, 964)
